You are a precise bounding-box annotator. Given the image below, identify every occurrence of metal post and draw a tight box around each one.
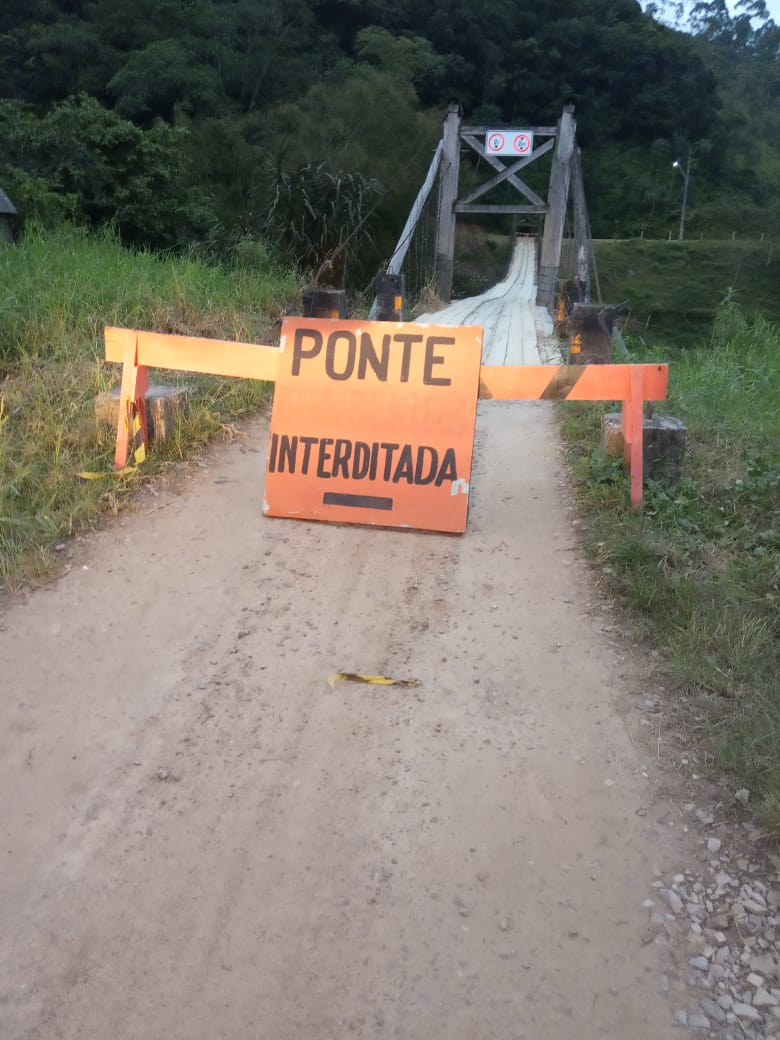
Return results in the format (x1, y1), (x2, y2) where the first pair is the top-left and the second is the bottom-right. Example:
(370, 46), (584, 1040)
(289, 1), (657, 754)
(434, 103), (462, 303)
(675, 148), (692, 242)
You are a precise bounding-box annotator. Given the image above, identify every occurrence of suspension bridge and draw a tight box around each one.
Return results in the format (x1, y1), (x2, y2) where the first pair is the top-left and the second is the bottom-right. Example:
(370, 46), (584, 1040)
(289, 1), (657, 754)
(102, 101), (668, 518)
(372, 103), (595, 367)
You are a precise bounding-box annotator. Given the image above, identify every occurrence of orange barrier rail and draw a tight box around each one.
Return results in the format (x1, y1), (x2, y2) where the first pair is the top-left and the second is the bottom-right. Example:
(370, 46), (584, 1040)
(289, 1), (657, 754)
(479, 363), (668, 508)
(104, 327), (281, 472)
(104, 326), (668, 509)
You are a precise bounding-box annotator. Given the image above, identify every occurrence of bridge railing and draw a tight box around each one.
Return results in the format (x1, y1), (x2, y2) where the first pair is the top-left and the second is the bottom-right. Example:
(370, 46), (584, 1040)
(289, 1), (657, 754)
(368, 141), (443, 321)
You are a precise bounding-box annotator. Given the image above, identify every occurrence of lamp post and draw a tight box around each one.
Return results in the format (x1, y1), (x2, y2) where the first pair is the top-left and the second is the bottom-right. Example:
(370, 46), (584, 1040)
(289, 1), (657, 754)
(672, 149), (692, 241)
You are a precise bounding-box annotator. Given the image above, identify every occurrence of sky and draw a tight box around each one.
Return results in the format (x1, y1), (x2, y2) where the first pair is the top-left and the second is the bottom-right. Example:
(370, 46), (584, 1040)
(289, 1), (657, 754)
(725, 0), (780, 20)
(642, 0), (780, 26)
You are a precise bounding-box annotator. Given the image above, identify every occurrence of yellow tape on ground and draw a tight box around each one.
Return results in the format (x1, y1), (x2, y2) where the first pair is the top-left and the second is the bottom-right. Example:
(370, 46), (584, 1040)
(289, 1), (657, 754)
(76, 464), (140, 481)
(329, 673), (421, 688)
(77, 402), (145, 481)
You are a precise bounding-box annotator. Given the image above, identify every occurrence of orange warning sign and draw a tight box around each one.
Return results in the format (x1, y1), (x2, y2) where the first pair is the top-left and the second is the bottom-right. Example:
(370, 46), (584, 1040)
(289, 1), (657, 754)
(264, 318), (483, 533)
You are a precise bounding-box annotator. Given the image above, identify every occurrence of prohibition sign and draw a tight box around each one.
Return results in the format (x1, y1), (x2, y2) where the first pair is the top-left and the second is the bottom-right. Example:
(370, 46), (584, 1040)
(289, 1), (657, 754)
(487, 132), (505, 154)
(514, 133), (532, 155)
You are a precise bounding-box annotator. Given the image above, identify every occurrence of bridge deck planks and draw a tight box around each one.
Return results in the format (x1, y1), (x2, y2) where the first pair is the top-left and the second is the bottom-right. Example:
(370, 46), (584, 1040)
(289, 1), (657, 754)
(415, 238), (556, 366)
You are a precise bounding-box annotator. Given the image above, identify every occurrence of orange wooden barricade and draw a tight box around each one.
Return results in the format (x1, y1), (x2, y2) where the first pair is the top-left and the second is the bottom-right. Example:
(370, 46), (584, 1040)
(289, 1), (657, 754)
(104, 325), (668, 510)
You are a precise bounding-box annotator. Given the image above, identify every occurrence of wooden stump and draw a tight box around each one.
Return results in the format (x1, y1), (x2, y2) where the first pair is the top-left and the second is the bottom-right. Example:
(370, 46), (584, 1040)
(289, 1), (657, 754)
(95, 385), (189, 443)
(603, 412), (687, 481)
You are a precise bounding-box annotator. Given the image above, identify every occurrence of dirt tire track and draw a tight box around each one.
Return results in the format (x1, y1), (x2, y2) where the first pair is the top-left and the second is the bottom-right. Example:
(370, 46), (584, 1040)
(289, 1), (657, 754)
(0, 401), (685, 1039)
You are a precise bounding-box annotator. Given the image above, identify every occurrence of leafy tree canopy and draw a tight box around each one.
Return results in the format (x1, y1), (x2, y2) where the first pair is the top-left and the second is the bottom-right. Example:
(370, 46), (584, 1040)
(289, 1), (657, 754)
(0, 0), (776, 257)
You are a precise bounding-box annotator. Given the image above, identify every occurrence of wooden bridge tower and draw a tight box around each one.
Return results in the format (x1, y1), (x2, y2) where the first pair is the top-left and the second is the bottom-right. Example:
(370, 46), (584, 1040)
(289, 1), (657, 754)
(433, 103), (589, 311)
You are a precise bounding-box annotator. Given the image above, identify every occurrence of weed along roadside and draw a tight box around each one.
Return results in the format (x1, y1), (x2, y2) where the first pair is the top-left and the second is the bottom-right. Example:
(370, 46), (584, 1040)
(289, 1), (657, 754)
(559, 299), (780, 831)
(0, 225), (300, 591)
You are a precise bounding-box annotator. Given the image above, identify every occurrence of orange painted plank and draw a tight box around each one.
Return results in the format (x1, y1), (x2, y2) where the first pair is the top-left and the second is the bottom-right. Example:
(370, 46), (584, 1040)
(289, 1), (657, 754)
(565, 364), (668, 401)
(104, 331), (668, 404)
(114, 335), (148, 470)
(628, 366), (644, 509)
(265, 318), (484, 534)
(479, 364), (668, 401)
(104, 327), (280, 382)
(479, 366), (556, 400)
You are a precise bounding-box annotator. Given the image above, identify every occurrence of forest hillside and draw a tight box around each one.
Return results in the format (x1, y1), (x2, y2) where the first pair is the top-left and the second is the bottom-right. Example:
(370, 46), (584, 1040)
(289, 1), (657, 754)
(0, 0), (777, 279)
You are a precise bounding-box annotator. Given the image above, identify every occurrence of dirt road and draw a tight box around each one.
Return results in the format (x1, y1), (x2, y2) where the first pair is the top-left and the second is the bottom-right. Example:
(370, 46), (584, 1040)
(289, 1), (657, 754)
(0, 402), (688, 1039)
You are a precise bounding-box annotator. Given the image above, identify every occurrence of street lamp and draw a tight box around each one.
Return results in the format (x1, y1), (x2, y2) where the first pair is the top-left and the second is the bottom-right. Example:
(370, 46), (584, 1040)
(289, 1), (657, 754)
(672, 149), (692, 241)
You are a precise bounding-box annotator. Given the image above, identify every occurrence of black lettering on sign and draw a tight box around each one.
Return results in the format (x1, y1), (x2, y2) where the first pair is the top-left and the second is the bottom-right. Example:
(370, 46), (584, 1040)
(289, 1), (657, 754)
(268, 434), (461, 489)
(280, 434), (298, 473)
(393, 332), (423, 383)
(332, 438), (352, 478)
(414, 446), (437, 485)
(300, 435), (318, 471)
(316, 437), (334, 478)
(289, 325), (458, 386)
(393, 444), (414, 483)
(357, 332), (391, 380)
(381, 443), (400, 481)
(291, 329), (322, 375)
(423, 337), (454, 386)
(325, 332), (356, 381)
(435, 448), (457, 486)
(353, 441), (370, 480)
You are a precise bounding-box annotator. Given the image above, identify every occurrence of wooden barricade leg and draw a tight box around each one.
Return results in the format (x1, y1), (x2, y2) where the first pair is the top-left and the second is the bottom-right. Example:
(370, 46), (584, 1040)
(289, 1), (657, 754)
(621, 365), (645, 509)
(114, 334), (149, 470)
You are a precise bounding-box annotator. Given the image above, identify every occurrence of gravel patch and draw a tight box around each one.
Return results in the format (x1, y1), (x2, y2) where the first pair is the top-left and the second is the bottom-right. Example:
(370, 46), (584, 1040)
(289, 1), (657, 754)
(649, 808), (780, 1037)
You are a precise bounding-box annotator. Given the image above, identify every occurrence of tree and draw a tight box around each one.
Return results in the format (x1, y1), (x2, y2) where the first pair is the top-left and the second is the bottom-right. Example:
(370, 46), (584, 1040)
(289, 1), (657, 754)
(261, 63), (440, 274)
(354, 26), (447, 100)
(0, 96), (211, 247)
(210, 0), (329, 113)
(0, 0), (773, 248)
(107, 40), (224, 123)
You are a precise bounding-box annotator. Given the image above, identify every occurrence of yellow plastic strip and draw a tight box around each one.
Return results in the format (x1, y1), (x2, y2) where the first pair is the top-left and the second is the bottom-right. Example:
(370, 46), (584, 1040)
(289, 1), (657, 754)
(78, 403), (145, 480)
(329, 672), (421, 688)
(76, 464), (139, 481)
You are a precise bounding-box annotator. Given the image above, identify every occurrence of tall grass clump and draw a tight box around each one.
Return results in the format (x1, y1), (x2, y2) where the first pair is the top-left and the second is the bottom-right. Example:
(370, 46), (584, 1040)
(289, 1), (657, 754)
(560, 298), (780, 828)
(0, 222), (299, 366)
(0, 223), (300, 588)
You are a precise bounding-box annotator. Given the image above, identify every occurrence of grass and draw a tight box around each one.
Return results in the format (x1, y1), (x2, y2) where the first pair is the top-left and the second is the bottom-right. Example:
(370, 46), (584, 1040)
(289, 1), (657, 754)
(0, 223), (300, 589)
(0, 223), (298, 366)
(592, 238), (780, 346)
(560, 298), (780, 829)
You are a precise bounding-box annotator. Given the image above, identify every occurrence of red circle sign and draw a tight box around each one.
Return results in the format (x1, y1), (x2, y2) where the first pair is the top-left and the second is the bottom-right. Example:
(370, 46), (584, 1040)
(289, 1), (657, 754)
(514, 133), (531, 155)
(487, 133), (505, 153)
